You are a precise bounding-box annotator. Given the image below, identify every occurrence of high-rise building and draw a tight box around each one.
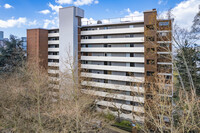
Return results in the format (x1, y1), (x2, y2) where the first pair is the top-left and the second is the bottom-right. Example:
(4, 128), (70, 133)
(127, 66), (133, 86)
(27, 6), (173, 124)
(0, 31), (4, 47)
(21, 37), (27, 51)
(0, 31), (3, 40)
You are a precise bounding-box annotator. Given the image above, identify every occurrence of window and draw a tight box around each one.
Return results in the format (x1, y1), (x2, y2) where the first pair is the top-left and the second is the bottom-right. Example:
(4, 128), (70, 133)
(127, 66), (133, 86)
(105, 71), (113, 75)
(125, 34), (130, 38)
(166, 75), (171, 80)
(129, 25), (134, 28)
(104, 62), (111, 65)
(130, 53), (134, 57)
(104, 44), (107, 47)
(130, 34), (134, 37)
(104, 70), (108, 74)
(159, 21), (169, 26)
(147, 48), (155, 52)
(104, 79), (108, 83)
(82, 61), (88, 64)
(130, 63), (135, 67)
(159, 32), (167, 36)
(160, 43), (169, 47)
(130, 44), (134, 47)
(147, 59), (155, 65)
(147, 71), (154, 76)
(146, 36), (155, 41)
(146, 25), (154, 30)
(107, 71), (112, 74)
(126, 72), (133, 76)
(104, 35), (108, 38)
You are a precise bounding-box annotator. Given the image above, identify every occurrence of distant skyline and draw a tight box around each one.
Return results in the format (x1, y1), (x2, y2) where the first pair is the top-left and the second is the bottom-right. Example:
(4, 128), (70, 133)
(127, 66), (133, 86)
(0, 0), (199, 38)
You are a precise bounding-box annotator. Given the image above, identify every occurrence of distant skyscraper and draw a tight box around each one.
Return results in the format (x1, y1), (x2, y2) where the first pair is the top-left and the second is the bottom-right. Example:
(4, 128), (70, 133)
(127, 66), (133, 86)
(0, 31), (4, 40)
(0, 31), (4, 46)
(21, 37), (27, 51)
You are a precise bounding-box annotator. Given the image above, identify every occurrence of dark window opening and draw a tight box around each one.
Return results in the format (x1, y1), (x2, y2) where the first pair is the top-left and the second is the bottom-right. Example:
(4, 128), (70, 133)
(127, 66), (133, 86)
(146, 25), (154, 30)
(104, 79), (108, 83)
(130, 63), (135, 67)
(147, 48), (155, 52)
(146, 36), (155, 41)
(130, 53), (134, 57)
(130, 44), (134, 47)
(147, 71), (154, 76)
(147, 59), (155, 65)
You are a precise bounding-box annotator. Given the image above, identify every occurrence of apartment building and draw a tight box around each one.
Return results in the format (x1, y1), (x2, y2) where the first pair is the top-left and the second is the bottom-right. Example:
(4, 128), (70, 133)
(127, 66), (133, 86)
(27, 6), (172, 124)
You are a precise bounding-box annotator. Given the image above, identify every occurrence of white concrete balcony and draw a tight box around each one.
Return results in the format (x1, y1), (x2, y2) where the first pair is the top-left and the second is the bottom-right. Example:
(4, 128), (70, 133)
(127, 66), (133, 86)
(48, 48), (59, 52)
(81, 64), (144, 73)
(81, 37), (144, 44)
(48, 33), (59, 37)
(81, 27), (144, 35)
(48, 69), (59, 74)
(97, 108), (144, 121)
(48, 40), (59, 44)
(157, 41), (172, 43)
(158, 73), (172, 76)
(48, 62), (59, 67)
(157, 62), (172, 65)
(96, 100), (144, 113)
(81, 56), (144, 63)
(81, 72), (144, 83)
(81, 81), (144, 93)
(82, 89), (144, 103)
(48, 55), (59, 59)
(81, 47), (144, 53)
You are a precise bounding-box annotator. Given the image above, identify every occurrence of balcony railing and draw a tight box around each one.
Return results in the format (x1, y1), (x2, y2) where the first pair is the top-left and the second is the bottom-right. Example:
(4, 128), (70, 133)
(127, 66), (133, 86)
(82, 16), (144, 26)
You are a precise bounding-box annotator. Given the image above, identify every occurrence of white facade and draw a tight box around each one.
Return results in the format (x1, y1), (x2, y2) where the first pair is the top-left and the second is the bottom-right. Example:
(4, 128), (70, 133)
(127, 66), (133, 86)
(80, 22), (146, 123)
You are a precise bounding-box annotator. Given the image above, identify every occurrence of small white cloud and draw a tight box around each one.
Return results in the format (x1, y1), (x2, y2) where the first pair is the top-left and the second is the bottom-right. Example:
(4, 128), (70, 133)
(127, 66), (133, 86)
(158, 0), (168, 5)
(74, 0), (99, 6)
(28, 20), (37, 26)
(126, 8), (131, 13)
(158, 0), (163, 5)
(0, 17), (27, 28)
(48, 3), (63, 13)
(55, 0), (73, 4)
(4, 4), (13, 9)
(94, 0), (99, 4)
(39, 9), (50, 15)
(43, 17), (59, 28)
(124, 8), (144, 22)
(105, 9), (110, 12)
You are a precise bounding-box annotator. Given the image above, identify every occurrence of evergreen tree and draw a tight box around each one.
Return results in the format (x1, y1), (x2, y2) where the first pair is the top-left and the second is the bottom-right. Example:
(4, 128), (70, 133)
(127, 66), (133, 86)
(0, 35), (25, 72)
(192, 8), (200, 33)
(175, 42), (200, 95)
